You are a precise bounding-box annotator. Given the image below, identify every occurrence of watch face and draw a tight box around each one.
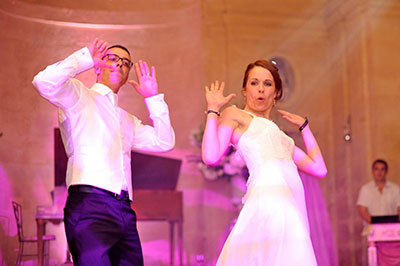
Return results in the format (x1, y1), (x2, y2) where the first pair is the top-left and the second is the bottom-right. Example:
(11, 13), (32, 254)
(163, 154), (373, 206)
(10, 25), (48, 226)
(269, 57), (295, 103)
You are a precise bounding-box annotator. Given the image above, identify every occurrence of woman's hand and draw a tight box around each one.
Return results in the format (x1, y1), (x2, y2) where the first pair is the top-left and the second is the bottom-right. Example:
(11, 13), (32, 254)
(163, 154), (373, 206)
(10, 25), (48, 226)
(277, 109), (306, 128)
(205, 81), (236, 111)
(128, 60), (158, 98)
(280, 109), (328, 178)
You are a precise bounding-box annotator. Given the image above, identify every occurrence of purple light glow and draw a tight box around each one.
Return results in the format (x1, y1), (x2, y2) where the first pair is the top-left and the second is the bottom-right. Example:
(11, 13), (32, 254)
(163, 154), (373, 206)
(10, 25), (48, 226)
(140, 239), (186, 265)
(182, 188), (238, 211)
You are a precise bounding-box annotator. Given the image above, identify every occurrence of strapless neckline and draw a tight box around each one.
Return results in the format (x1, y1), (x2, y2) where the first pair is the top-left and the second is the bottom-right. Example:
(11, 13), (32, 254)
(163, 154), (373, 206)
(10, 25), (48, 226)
(238, 116), (278, 148)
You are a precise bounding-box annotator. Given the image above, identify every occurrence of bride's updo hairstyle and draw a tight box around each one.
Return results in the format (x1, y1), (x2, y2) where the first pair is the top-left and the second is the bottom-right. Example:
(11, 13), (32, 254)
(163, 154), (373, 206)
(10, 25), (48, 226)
(242, 60), (283, 101)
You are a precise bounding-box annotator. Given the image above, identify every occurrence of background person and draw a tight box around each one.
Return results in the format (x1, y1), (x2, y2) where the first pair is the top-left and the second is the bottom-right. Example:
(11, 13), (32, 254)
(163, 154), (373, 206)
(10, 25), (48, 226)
(357, 159), (400, 223)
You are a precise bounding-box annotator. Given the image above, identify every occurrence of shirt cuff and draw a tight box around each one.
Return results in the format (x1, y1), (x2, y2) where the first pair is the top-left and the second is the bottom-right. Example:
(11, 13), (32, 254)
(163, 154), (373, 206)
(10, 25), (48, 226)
(144, 94), (168, 115)
(70, 47), (94, 74)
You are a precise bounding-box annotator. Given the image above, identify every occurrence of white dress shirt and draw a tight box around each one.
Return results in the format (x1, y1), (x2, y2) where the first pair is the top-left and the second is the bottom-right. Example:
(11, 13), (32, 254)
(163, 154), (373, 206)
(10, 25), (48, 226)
(33, 47), (175, 200)
(357, 180), (400, 216)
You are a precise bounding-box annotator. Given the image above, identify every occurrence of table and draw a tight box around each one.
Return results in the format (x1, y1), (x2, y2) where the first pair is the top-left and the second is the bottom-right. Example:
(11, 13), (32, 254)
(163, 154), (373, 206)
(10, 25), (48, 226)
(132, 190), (184, 266)
(36, 205), (64, 266)
(36, 186), (68, 266)
(366, 223), (400, 266)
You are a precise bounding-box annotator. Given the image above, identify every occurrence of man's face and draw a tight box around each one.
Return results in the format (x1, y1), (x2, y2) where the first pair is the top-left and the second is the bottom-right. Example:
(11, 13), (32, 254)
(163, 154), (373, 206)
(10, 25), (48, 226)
(98, 47), (132, 92)
(372, 162), (387, 183)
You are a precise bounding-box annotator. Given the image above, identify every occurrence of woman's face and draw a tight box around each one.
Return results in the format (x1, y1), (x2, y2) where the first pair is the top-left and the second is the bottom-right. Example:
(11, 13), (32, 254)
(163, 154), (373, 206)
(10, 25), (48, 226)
(243, 66), (277, 116)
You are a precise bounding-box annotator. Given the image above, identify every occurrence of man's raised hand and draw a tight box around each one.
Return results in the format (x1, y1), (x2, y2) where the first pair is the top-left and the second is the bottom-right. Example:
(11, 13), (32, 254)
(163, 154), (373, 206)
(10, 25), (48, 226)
(128, 60), (158, 98)
(88, 38), (112, 71)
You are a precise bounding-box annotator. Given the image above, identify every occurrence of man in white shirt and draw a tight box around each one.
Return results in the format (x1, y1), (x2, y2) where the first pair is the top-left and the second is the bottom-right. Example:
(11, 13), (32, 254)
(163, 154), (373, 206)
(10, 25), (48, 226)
(33, 39), (175, 265)
(357, 159), (400, 223)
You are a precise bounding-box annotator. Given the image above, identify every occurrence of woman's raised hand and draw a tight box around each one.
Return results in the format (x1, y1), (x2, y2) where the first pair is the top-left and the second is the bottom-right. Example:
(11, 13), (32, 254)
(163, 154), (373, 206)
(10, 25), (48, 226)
(205, 81), (236, 111)
(277, 109), (306, 128)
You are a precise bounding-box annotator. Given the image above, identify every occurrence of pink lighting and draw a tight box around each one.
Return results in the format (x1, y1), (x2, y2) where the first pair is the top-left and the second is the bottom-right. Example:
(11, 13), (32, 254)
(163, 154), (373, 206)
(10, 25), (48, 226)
(0, 8), (175, 30)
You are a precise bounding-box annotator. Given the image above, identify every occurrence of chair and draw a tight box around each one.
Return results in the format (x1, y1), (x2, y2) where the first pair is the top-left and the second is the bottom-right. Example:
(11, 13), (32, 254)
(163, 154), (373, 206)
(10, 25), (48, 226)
(11, 201), (56, 266)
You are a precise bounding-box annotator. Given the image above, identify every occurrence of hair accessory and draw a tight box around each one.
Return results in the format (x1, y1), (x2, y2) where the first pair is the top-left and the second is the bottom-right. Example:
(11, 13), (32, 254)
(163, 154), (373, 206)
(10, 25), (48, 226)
(299, 117), (308, 132)
(206, 110), (220, 117)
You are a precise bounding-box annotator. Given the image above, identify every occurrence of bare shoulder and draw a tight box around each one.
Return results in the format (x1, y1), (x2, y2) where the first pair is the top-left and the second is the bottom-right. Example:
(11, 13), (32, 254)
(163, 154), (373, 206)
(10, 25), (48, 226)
(219, 105), (241, 127)
(221, 105), (241, 119)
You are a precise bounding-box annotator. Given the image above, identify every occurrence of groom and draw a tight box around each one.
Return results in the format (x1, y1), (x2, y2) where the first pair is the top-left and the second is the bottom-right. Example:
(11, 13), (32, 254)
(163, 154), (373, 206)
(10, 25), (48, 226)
(33, 38), (175, 265)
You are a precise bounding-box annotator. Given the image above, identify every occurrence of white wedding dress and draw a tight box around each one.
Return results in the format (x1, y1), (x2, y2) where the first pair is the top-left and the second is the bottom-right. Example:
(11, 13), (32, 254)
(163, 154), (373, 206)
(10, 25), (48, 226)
(216, 113), (317, 266)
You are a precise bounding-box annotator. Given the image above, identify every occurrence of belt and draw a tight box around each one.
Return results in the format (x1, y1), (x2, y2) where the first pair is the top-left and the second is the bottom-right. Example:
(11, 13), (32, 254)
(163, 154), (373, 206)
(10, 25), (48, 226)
(68, 185), (130, 202)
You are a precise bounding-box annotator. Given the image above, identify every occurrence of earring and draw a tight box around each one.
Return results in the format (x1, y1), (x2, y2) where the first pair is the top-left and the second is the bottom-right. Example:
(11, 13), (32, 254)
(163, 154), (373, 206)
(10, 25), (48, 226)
(273, 99), (276, 106)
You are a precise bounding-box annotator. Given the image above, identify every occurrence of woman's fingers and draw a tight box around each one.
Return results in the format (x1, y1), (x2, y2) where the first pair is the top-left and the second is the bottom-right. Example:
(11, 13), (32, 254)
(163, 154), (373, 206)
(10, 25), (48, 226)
(208, 80), (226, 91)
(278, 109), (306, 127)
(224, 93), (236, 103)
(277, 109), (289, 115)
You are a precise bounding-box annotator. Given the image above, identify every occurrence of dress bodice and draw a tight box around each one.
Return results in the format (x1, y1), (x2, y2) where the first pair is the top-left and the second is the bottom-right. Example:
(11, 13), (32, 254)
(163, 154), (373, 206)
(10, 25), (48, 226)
(238, 116), (295, 173)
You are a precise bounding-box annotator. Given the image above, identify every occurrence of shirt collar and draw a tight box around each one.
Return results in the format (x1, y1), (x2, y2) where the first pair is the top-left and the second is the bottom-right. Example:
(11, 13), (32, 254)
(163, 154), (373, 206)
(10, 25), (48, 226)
(373, 180), (391, 189)
(91, 83), (115, 96)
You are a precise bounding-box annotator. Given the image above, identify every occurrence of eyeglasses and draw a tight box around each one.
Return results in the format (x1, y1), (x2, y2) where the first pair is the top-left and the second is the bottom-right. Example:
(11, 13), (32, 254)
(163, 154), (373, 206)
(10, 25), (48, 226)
(102, 54), (133, 68)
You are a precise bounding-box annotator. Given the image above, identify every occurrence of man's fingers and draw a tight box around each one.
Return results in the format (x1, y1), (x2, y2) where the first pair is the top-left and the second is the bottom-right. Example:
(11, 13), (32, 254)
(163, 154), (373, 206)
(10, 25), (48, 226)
(143, 61), (150, 76)
(134, 63), (142, 78)
(99, 41), (108, 53)
(92, 38), (99, 48)
(134, 60), (155, 79)
(138, 61), (147, 76)
(89, 39), (97, 55)
(128, 80), (139, 90)
(150, 66), (156, 79)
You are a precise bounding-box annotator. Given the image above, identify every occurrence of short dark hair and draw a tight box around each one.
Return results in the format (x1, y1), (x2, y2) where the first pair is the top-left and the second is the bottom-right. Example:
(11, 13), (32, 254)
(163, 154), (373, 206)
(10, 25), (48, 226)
(242, 60), (283, 101)
(107, 45), (131, 56)
(372, 159), (388, 171)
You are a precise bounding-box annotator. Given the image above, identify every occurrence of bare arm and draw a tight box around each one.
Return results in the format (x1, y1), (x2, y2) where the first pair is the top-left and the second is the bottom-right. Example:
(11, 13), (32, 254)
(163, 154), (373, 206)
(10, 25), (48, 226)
(201, 81), (236, 165)
(357, 205), (371, 223)
(278, 110), (327, 178)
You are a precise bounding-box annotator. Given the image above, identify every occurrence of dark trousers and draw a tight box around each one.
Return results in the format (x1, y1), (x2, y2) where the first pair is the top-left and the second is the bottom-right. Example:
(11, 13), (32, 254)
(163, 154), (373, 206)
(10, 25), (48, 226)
(64, 187), (143, 266)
